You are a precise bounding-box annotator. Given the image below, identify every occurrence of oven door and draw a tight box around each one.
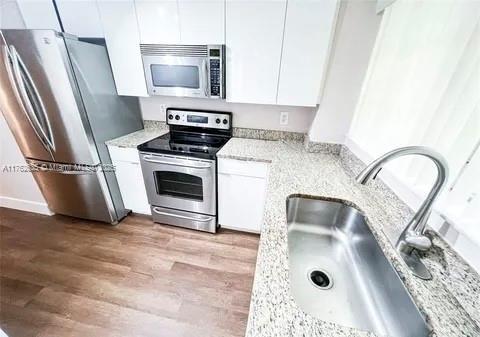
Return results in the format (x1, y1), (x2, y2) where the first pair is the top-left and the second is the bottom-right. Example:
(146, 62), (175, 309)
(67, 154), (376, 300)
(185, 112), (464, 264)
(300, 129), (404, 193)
(142, 55), (209, 98)
(139, 152), (216, 215)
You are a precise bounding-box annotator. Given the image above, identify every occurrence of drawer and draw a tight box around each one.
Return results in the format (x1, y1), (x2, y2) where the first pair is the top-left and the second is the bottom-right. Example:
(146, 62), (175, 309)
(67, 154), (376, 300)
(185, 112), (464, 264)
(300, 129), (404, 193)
(107, 145), (141, 163)
(217, 158), (269, 178)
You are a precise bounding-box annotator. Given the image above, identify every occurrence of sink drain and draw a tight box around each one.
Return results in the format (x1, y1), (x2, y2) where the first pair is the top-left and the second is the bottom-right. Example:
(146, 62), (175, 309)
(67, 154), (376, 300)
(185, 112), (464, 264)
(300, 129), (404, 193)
(308, 269), (333, 290)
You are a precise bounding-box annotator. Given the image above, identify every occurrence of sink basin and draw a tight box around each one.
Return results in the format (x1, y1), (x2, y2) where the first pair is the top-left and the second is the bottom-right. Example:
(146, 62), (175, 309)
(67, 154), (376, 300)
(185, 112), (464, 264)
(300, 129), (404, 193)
(286, 196), (430, 337)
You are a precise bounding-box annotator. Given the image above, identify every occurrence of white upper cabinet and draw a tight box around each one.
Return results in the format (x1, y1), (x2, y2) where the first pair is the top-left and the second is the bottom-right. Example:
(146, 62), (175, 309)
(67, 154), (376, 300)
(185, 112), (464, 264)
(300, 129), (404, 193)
(135, 0), (181, 44)
(178, 0), (224, 44)
(226, 0), (286, 105)
(136, 0), (224, 45)
(55, 0), (104, 37)
(277, 0), (339, 106)
(97, 0), (148, 97)
(15, 0), (60, 30)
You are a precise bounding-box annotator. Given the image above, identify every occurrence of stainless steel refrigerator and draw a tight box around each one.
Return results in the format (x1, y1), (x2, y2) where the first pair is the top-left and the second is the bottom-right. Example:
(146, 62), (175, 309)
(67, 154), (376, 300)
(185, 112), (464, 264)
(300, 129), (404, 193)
(0, 29), (143, 224)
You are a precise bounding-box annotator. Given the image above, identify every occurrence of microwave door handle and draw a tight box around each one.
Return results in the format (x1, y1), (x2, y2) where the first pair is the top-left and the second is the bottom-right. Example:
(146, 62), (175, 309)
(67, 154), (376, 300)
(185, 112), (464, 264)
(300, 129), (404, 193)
(10, 45), (55, 152)
(142, 156), (212, 169)
(204, 59), (209, 97)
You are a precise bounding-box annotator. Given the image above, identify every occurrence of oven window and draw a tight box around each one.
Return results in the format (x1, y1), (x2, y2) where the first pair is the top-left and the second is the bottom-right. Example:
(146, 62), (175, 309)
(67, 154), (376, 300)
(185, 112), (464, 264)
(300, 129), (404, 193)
(151, 64), (200, 89)
(153, 171), (203, 201)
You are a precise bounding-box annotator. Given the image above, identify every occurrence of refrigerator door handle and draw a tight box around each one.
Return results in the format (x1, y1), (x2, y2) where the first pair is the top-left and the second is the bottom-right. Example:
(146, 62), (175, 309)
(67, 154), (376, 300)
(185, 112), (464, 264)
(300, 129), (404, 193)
(28, 161), (98, 175)
(7, 45), (56, 155)
(2, 45), (49, 154)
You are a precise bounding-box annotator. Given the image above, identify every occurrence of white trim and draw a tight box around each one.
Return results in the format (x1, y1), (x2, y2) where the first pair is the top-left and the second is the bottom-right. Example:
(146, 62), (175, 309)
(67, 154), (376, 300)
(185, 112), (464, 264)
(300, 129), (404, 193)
(0, 196), (53, 215)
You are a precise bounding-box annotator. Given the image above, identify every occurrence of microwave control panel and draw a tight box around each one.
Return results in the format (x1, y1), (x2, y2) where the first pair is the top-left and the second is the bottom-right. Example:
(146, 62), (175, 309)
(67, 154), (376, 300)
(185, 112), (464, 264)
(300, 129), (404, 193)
(208, 46), (225, 99)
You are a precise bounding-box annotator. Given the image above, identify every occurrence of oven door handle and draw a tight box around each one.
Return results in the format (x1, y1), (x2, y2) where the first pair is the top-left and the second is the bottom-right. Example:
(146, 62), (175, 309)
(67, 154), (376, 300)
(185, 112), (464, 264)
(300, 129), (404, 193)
(143, 156), (212, 169)
(152, 207), (213, 222)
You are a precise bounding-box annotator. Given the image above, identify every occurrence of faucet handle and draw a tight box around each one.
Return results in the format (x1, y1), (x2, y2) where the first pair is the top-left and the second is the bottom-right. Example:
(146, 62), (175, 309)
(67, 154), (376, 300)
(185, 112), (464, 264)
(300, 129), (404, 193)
(405, 233), (432, 251)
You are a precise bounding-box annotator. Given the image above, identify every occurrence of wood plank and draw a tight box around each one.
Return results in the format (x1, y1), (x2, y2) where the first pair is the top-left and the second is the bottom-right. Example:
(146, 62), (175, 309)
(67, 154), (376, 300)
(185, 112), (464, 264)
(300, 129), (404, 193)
(0, 277), (43, 307)
(0, 207), (259, 337)
(30, 249), (131, 279)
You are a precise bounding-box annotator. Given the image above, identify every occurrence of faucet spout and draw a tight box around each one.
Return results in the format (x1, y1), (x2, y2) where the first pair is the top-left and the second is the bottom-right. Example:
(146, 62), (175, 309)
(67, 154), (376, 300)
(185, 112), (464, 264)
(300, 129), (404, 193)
(355, 146), (449, 280)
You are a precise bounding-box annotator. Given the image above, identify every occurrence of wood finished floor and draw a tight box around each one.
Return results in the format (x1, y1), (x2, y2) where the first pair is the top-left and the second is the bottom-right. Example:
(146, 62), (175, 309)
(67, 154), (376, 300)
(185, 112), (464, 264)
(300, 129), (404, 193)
(0, 207), (260, 337)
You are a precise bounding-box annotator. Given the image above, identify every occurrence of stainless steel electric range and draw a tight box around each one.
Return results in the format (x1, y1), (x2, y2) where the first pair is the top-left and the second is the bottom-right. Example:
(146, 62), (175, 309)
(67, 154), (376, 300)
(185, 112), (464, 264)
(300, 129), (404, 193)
(137, 108), (232, 233)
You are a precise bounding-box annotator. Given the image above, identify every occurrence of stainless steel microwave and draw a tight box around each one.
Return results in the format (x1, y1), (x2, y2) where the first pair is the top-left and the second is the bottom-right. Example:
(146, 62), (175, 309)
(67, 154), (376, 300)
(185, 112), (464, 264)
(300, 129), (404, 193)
(141, 44), (225, 99)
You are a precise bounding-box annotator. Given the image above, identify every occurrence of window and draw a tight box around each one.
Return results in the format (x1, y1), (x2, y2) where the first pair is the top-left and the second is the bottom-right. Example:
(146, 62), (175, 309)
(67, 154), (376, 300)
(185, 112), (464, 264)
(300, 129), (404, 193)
(347, 0), (480, 245)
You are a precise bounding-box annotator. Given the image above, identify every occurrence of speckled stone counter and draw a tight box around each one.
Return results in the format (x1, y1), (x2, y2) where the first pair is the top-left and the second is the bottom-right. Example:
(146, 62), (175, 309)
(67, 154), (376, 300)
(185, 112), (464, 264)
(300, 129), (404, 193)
(217, 138), (480, 337)
(105, 121), (169, 148)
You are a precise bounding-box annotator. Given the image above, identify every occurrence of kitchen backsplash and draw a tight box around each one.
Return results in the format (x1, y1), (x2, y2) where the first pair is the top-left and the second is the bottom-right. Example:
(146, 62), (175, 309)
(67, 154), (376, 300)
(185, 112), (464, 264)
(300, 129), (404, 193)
(139, 96), (317, 133)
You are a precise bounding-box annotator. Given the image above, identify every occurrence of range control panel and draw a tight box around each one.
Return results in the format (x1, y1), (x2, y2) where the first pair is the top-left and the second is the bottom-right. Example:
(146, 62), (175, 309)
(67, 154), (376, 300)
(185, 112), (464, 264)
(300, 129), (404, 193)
(167, 108), (231, 130)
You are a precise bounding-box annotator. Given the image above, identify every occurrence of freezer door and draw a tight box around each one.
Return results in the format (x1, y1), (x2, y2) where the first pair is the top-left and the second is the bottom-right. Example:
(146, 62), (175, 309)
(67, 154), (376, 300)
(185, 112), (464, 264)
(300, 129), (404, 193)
(0, 30), (99, 165)
(26, 159), (117, 223)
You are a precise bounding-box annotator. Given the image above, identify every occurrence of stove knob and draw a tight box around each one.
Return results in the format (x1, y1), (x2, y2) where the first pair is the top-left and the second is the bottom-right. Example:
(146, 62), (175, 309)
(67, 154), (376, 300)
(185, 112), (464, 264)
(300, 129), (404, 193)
(168, 114), (173, 120)
(216, 118), (221, 124)
(175, 115), (180, 120)
(178, 147), (183, 151)
(222, 119), (228, 125)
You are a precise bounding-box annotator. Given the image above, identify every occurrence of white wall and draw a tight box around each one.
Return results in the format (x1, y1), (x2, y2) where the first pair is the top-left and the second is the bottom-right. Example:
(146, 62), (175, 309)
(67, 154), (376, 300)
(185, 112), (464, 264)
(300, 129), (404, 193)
(140, 96), (316, 133)
(0, 2), (49, 214)
(0, 114), (51, 214)
(307, 0), (382, 143)
(0, 0), (25, 28)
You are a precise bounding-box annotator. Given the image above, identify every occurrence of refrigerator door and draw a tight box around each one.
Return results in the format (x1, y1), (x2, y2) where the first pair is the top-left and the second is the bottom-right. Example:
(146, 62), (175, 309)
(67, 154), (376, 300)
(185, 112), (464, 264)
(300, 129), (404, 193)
(25, 158), (116, 223)
(64, 36), (143, 220)
(0, 30), (99, 165)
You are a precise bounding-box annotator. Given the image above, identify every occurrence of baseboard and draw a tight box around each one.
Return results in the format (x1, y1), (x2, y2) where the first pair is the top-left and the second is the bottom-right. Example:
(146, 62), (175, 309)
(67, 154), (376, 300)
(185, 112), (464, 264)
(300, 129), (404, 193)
(0, 196), (52, 215)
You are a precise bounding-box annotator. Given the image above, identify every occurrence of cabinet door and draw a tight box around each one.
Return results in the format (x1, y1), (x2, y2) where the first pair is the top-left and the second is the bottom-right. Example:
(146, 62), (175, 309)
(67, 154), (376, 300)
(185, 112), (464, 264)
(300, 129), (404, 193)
(277, 0), (339, 106)
(97, 0), (148, 96)
(178, 0), (224, 44)
(114, 160), (151, 215)
(135, 0), (180, 44)
(218, 173), (267, 233)
(226, 0), (286, 104)
(16, 0), (60, 29)
(218, 159), (269, 233)
(56, 0), (104, 37)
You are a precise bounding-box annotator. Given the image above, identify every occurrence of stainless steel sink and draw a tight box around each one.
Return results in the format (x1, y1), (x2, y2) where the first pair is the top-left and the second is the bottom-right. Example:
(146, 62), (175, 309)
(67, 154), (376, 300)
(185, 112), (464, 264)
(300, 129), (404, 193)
(287, 196), (431, 337)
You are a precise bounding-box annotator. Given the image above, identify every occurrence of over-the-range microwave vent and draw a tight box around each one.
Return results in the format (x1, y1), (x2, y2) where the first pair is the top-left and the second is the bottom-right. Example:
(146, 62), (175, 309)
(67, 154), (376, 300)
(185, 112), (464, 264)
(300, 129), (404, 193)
(140, 44), (208, 57)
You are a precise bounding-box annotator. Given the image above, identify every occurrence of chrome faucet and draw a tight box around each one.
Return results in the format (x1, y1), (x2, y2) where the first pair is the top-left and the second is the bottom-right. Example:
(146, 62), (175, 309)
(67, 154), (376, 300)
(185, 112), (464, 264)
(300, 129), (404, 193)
(356, 146), (449, 280)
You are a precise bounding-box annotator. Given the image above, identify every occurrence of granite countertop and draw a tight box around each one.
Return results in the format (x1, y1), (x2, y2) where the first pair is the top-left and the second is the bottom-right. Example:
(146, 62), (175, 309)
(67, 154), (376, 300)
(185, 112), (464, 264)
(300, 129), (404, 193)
(217, 138), (480, 337)
(105, 121), (169, 148)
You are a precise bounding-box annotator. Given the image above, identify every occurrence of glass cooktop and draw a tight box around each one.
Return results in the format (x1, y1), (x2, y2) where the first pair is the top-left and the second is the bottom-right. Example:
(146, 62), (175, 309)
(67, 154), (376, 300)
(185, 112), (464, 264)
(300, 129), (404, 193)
(137, 131), (230, 160)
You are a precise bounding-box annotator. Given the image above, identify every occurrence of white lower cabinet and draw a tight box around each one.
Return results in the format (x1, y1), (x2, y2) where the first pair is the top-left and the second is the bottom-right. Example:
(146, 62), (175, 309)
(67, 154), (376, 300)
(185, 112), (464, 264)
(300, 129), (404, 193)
(107, 146), (151, 215)
(218, 158), (269, 233)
